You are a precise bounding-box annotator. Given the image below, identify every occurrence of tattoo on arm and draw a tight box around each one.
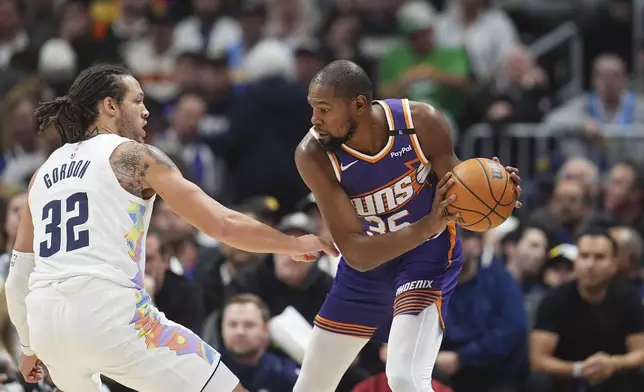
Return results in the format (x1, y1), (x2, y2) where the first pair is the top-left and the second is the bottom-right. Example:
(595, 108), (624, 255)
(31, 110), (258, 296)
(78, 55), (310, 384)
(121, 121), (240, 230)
(110, 143), (176, 198)
(144, 145), (177, 172)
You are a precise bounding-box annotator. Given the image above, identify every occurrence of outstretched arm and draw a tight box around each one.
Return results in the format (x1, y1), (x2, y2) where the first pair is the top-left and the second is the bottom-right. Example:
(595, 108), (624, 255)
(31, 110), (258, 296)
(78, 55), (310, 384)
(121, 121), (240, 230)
(110, 142), (337, 258)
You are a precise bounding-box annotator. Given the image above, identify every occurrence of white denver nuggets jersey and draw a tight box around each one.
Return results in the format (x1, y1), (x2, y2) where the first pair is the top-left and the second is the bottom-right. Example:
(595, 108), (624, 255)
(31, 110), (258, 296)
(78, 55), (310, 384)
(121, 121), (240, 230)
(28, 134), (155, 290)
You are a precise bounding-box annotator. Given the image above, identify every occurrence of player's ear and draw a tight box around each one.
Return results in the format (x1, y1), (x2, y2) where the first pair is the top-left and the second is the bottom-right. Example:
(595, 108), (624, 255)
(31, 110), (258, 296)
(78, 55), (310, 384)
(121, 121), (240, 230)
(355, 95), (368, 114)
(101, 97), (118, 116)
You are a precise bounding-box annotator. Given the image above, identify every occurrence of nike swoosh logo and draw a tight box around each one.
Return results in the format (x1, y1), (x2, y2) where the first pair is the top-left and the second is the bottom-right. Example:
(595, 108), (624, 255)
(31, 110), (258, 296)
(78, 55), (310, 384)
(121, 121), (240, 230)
(340, 160), (359, 171)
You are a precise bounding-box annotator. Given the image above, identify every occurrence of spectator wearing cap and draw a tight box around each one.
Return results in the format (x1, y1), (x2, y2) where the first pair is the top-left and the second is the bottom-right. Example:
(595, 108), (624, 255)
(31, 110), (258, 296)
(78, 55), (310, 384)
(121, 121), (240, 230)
(122, 12), (178, 104)
(531, 226), (644, 392)
(220, 294), (300, 392)
(438, 229), (528, 392)
(522, 243), (576, 331)
(379, 1), (470, 121)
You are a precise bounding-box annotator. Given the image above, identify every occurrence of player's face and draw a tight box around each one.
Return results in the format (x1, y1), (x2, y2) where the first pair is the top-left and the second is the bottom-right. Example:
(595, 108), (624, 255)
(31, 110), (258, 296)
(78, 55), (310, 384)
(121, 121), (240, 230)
(308, 84), (362, 152)
(221, 303), (269, 357)
(574, 235), (616, 290)
(116, 76), (149, 143)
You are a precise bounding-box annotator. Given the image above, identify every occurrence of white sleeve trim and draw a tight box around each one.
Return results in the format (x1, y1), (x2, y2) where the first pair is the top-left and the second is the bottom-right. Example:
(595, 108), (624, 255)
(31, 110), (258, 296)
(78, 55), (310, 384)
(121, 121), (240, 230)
(5, 250), (35, 355)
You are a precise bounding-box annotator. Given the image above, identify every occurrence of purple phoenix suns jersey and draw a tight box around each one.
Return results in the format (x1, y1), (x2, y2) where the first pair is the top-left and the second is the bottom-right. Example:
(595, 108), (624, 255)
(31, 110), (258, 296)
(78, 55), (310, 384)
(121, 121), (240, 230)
(311, 98), (462, 341)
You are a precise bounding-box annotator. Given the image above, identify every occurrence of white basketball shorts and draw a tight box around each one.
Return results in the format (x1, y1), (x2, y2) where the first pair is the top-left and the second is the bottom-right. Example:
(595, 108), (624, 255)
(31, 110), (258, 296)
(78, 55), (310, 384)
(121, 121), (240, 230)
(25, 277), (238, 392)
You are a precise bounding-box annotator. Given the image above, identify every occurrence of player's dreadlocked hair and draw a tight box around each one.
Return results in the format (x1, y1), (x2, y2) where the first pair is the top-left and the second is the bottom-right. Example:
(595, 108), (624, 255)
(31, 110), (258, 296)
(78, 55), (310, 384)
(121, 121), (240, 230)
(34, 64), (131, 144)
(311, 60), (373, 101)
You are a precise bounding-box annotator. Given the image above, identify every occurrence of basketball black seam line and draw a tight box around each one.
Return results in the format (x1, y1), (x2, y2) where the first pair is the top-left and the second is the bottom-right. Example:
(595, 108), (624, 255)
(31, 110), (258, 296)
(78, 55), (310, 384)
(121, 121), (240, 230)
(476, 158), (508, 210)
(473, 158), (511, 219)
(449, 203), (497, 228)
(451, 171), (506, 221)
(476, 158), (515, 207)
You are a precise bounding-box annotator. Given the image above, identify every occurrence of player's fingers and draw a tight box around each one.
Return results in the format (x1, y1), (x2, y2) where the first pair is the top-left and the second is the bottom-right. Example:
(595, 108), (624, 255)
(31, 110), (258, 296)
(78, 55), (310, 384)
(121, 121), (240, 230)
(515, 200), (523, 209)
(445, 212), (460, 222)
(514, 184), (523, 197)
(290, 254), (306, 262)
(510, 172), (521, 184)
(435, 172), (452, 190)
(436, 178), (455, 199)
(506, 166), (519, 174)
(322, 244), (339, 257)
(438, 194), (456, 209)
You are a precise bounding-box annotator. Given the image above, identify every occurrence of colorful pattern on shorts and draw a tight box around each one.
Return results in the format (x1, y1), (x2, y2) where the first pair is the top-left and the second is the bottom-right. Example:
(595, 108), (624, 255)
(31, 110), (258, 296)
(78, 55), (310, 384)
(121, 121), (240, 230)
(130, 290), (217, 365)
(125, 202), (146, 288)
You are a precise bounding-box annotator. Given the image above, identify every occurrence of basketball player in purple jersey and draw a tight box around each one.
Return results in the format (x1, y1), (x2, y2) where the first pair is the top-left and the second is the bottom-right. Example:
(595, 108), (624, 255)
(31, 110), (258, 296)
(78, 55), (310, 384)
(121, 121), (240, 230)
(293, 60), (522, 392)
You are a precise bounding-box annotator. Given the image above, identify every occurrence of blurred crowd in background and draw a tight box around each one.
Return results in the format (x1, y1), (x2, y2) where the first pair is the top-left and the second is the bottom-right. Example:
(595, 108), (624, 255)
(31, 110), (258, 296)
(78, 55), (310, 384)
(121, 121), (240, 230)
(0, 0), (643, 391)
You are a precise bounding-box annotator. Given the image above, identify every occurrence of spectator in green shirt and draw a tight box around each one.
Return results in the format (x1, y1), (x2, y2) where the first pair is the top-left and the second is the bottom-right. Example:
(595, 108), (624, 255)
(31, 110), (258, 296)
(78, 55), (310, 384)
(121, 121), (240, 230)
(379, 1), (471, 120)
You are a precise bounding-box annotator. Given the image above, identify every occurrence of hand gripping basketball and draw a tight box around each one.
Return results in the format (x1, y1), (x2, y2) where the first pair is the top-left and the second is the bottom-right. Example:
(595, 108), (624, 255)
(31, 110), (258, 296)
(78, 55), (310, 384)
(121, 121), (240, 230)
(426, 172), (460, 236)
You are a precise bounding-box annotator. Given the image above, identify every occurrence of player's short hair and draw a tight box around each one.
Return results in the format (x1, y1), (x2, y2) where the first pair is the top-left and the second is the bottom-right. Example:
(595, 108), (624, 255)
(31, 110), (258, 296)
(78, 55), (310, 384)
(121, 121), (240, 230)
(311, 60), (373, 101)
(34, 64), (131, 144)
(224, 294), (271, 323)
(576, 225), (619, 257)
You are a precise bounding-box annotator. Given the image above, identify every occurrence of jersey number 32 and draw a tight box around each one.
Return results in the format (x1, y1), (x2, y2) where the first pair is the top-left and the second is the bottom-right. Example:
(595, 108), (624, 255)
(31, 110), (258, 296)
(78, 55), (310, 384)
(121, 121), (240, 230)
(39, 192), (89, 257)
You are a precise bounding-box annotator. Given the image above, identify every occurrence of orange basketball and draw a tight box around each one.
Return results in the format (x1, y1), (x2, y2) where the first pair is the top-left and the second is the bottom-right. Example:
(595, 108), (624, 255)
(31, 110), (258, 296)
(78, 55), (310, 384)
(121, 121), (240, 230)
(445, 158), (516, 232)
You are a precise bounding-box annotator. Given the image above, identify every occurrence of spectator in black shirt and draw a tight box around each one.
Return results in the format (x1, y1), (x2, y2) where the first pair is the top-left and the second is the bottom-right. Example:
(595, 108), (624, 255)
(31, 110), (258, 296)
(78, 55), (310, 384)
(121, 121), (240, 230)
(530, 226), (644, 392)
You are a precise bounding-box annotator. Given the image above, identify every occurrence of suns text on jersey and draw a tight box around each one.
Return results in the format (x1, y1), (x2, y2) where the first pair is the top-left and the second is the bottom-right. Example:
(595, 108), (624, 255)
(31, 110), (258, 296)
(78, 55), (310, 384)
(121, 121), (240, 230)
(350, 160), (432, 216)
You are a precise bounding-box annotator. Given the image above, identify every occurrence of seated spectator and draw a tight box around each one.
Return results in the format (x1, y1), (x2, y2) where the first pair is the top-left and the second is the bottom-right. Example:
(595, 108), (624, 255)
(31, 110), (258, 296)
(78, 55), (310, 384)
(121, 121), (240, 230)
(352, 343), (453, 392)
(438, 230), (528, 392)
(502, 223), (551, 293)
(545, 55), (644, 169)
(173, 0), (241, 55)
(379, 1), (470, 120)
(220, 294), (300, 392)
(144, 231), (205, 335)
(530, 178), (592, 245)
(194, 203), (267, 316)
(555, 157), (601, 203)
(150, 199), (200, 276)
(463, 45), (550, 127)
(547, 55), (644, 133)
(609, 226), (644, 299)
(530, 226), (644, 392)
(227, 212), (333, 324)
(603, 160), (644, 239)
(153, 91), (221, 196)
(436, 0), (518, 82)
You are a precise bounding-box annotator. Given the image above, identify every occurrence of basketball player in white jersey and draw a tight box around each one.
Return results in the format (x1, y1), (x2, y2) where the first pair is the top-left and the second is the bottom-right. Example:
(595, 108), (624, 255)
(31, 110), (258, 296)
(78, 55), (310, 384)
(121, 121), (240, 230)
(4, 65), (338, 392)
